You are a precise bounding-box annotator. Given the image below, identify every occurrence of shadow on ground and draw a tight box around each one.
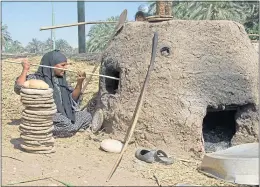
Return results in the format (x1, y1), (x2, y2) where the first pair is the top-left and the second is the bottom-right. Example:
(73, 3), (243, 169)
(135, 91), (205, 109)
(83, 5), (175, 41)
(10, 138), (23, 150)
(8, 118), (21, 126)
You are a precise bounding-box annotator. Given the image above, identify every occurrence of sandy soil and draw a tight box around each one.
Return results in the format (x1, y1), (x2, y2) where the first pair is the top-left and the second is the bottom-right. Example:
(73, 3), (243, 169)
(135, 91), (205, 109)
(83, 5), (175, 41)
(2, 57), (236, 186)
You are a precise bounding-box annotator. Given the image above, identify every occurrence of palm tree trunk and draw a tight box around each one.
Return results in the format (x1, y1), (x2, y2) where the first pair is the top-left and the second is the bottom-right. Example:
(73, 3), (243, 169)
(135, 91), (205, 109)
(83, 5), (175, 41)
(165, 1), (173, 17)
(156, 1), (166, 16)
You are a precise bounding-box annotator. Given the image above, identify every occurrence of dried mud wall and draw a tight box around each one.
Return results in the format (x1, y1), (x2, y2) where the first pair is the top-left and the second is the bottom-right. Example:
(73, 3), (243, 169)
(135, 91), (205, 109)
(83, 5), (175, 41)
(98, 20), (259, 158)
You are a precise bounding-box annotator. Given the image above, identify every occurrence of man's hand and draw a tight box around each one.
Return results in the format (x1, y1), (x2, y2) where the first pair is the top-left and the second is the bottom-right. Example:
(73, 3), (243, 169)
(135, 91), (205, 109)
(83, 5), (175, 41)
(16, 58), (30, 87)
(77, 71), (86, 84)
(21, 58), (30, 72)
(72, 71), (86, 101)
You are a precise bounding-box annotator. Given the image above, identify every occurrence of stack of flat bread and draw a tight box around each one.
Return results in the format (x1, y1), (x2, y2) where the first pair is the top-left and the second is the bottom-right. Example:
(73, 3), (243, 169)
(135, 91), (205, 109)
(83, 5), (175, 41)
(19, 79), (56, 154)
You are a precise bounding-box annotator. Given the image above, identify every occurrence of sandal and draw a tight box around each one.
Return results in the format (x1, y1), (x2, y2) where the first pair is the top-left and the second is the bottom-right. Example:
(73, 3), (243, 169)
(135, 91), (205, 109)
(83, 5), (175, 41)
(90, 108), (104, 133)
(135, 148), (174, 165)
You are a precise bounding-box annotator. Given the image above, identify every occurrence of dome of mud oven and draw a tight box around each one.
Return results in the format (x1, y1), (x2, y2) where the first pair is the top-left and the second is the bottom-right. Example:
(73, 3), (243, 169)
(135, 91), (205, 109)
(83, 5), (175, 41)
(97, 20), (259, 158)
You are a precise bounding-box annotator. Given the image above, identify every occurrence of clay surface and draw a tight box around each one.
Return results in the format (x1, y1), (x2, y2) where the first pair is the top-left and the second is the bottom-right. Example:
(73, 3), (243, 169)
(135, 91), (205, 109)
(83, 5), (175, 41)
(95, 20), (259, 158)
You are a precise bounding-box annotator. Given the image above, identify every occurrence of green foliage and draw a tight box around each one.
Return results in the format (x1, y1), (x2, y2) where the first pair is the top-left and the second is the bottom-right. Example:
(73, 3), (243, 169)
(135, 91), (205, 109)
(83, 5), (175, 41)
(55, 39), (73, 54)
(1, 24), (75, 54)
(86, 16), (119, 52)
(243, 1), (259, 40)
(25, 38), (44, 53)
(5, 40), (24, 53)
(146, 0), (259, 39)
(43, 38), (54, 52)
(176, 1), (248, 21)
(1, 24), (12, 50)
(2, 1), (259, 54)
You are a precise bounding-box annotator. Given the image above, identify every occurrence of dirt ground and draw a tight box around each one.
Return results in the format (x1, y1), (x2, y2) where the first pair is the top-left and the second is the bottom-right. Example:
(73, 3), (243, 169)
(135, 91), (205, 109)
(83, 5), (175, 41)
(2, 57), (236, 186)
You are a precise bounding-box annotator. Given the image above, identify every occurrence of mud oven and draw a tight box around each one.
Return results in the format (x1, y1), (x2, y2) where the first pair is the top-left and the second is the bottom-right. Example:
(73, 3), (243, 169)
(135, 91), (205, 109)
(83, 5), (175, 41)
(89, 20), (259, 158)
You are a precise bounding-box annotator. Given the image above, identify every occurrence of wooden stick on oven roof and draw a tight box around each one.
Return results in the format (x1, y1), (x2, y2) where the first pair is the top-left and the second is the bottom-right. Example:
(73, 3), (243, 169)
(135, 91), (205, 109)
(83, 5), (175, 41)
(4, 60), (120, 81)
(40, 21), (134, 31)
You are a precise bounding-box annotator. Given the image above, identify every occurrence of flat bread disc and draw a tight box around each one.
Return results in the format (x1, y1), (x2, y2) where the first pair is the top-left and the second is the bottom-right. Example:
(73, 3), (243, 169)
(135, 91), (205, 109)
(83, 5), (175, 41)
(23, 104), (57, 109)
(21, 146), (55, 154)
(23, 141), (54, 147)
(19, 126), (54, 134)
(21, 88), (53, 95)
(21, 99), (54, 104)
(21, 132), (53, 139)
(22, 111), (54, 119)
(23, 137), (55, 145)
(22, 115), (53, 122)
(21, 92), (53, 99)
(22, 119), (53, 125)
(21, 143), (54, 151)
(24, 109), (57, 116)
(20, 123), (53, 130)
(21, 134), (53, 141)
(21, 96), (53, 101)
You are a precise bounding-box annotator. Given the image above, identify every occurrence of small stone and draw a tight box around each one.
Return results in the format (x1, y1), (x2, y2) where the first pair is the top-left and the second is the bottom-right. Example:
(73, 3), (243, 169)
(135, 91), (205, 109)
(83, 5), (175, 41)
(100, 139), (123, 153)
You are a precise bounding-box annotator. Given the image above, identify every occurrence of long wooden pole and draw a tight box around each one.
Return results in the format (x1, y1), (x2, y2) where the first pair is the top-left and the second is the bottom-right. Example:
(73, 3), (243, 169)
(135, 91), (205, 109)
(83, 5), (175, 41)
(106, 32), (158, 182)
(77, 1), (86, 53)
(4, 60), (120, 81)
(40, 21), (131, 31)
(51, 1), (56, 50)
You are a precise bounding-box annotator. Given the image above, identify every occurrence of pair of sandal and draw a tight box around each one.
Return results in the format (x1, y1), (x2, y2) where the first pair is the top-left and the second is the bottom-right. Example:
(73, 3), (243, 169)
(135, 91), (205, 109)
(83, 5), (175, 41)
(135, 148), (174, 165)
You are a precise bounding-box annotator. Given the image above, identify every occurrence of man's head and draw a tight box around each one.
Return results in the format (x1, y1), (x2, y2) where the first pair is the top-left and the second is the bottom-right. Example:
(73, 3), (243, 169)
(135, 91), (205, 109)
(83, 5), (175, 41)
(54, 62), (68, 77)
(135, 11), (146, 21)
(39, 50), (68, 77)
(51, 50), (68, 77)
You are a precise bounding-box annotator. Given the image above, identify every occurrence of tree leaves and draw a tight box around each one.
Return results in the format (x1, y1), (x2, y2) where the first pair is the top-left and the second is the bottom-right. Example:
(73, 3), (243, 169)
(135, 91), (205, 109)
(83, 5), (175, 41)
(86, 16), (119, 52)
(2, 24), (12, 51)
(146, 0), (259, 38)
